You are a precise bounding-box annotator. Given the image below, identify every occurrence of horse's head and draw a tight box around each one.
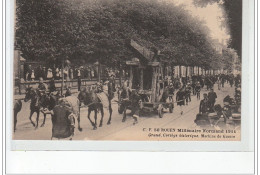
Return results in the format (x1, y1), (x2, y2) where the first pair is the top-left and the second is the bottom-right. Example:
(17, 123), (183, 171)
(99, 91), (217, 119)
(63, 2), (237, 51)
(24, 87), (33, 102)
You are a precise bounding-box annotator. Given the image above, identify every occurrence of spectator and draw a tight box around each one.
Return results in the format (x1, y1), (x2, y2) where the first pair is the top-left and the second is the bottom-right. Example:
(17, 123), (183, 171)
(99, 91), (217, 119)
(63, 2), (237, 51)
(59, 69), (62, 79)
(55, 68), (60, 80)
(69, 68), (74, 80)
(31, 70), (35, 81)
(49, 77), (56, 93)
(42, 67), (47, 80)
(77, 70), (81, 91)
(26, 64), (32, 81)
(47, 68), (53, 80)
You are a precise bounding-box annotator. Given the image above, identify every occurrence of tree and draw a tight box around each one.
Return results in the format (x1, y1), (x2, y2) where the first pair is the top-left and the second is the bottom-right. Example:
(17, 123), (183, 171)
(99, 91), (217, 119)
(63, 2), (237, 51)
(15, 0), (223, 70)
(193, 0), (242, 59)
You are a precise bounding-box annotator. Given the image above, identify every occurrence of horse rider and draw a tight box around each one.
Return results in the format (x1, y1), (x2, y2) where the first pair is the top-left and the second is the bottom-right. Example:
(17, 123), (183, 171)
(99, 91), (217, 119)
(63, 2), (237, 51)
(65, 87), (72, 97)
(37, 77), (47, 97)
(96, 82), (103, 93)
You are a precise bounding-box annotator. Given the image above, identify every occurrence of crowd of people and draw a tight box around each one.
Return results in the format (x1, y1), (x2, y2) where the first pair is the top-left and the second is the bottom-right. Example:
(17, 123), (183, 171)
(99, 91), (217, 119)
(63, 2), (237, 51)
(119, 72), (241, 122)
(167, 73), (241, 115)
(28, 66), (241, 118)
(24, 64), (84, 81)
(23, 64), (121, 82)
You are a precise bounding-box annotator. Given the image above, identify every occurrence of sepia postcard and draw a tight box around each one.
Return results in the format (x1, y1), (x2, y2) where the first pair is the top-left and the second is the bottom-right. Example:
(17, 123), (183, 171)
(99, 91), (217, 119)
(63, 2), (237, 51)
(9, 0), (254, 151)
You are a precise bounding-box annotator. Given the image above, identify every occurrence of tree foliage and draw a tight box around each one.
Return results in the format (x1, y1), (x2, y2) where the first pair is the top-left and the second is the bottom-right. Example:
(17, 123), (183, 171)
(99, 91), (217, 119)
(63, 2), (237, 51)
(16, 0), (222, 69)
(193, 0), (242, 58)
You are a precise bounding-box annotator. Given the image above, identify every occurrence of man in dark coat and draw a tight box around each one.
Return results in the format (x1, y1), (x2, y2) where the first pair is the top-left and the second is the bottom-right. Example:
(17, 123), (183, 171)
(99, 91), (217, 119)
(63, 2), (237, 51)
(168, 83), (175, 102)
(208, 88), (217, 111)
(130, 89), (141, 124)
(51, 101), (75, 139)
(176, 87), (185, 115)
(199, 93), (209, 114)
(107, 74), (116, 100)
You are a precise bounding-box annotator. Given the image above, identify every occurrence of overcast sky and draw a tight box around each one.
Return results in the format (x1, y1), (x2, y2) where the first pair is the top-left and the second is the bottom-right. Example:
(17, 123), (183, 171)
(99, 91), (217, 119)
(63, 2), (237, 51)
(171, 0), (230, 46)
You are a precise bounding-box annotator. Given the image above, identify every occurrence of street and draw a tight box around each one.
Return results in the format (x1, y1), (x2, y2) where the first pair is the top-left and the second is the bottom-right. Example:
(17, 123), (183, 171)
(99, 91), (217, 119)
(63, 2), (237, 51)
(13, 83), (238, 141)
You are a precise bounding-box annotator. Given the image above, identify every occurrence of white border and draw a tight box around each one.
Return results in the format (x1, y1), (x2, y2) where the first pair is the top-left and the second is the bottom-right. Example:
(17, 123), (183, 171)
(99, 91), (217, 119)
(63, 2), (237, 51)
(4, 0), (256, 174)
(7, 0), (255, 152)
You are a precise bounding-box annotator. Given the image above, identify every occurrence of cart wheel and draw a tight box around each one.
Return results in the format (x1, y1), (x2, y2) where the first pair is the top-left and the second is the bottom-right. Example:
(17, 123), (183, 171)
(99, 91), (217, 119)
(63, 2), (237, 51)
(169, 103), (173, 113)
(158, 104), (163, 118)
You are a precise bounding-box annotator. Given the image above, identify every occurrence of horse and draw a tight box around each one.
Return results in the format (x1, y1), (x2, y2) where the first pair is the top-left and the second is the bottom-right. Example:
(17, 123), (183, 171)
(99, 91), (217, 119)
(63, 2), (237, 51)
(40, 90), (83, 132)
(13, 99), (22, 132)
(24, 87), (47, 128)
(78, 85), (113, 130)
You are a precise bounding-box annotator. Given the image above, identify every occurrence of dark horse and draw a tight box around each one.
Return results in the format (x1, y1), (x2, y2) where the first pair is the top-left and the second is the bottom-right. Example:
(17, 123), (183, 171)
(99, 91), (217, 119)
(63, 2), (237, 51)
(78, 85), (113, 130)
(24, 87), (48, 128)
(39, 89), (83, 132)
(45, 90), (82, 131)
(13, 99), (22, 132)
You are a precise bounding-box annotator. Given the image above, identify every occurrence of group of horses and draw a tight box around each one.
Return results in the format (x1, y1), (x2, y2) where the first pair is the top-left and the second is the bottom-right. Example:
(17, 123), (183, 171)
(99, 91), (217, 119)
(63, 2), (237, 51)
(13, 84), (114, 133)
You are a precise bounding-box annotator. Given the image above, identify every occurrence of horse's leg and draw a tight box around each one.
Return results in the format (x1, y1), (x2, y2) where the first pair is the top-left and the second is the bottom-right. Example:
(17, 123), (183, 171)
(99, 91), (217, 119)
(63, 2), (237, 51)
(77, 110), (82, 132)
(87, 109), (95, 128)
(99, 107), (104, 127)
(122, 106), (126, 122)
(107, 102), (112, 125)
(29, 110), (35, 127)
(14, 111), (17, 132)
(41, 113), (46, 127)
(35, 111), (40, 129)
(93, 109), (97, 130)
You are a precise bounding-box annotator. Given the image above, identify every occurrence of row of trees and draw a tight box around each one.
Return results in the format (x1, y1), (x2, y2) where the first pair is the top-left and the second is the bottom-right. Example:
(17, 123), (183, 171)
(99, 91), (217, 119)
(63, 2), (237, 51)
(15, 0), (234, 71)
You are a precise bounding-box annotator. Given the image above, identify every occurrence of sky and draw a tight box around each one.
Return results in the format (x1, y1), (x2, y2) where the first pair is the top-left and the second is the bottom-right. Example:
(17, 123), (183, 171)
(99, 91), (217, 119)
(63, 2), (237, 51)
(171, 0), (230, 46)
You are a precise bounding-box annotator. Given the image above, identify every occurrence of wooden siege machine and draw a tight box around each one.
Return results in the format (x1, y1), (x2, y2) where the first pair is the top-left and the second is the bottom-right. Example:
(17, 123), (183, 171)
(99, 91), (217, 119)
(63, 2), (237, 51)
(123, 39), (174, 117)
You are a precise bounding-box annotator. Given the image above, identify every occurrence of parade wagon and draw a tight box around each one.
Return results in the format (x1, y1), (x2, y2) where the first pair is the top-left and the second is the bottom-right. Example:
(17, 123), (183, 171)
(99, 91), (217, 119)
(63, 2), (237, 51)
(118, 40), (174, 118)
